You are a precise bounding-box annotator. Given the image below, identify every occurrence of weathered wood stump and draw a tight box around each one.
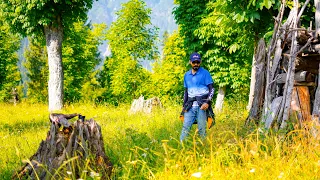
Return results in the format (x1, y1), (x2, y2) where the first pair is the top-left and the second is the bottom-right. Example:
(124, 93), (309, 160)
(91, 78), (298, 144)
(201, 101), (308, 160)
(12, 113), (112, 179)
(129, 96), (163, 114)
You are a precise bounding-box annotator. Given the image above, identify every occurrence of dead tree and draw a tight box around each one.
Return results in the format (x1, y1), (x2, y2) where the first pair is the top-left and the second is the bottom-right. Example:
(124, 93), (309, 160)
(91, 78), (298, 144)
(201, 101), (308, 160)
(12, 113), (113, 179)
(129, 96), (163, 114)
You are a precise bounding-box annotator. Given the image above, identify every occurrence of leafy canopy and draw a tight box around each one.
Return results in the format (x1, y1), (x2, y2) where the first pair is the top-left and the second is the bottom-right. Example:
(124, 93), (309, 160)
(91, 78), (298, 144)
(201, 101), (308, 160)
(195, 0), (278, 95)
(0, 0), (96, 37)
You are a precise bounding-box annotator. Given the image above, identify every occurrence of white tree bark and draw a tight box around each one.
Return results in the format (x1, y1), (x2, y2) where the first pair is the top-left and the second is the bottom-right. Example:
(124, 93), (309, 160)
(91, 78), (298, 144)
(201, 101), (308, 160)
(215, 86), (226, 112)
(45, 21), (64, 111)
(247, 54), (256, 110)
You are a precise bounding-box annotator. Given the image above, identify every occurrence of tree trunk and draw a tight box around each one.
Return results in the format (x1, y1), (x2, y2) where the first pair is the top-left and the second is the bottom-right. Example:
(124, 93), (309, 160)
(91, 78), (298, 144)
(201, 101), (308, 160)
(45, 19), (64, 111)
(215, 86), (226, 112)
(246, 39), (266, 125)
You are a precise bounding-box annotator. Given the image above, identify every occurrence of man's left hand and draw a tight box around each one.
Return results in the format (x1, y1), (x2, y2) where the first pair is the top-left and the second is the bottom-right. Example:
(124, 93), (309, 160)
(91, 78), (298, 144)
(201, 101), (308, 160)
(200, 103), (209, 110)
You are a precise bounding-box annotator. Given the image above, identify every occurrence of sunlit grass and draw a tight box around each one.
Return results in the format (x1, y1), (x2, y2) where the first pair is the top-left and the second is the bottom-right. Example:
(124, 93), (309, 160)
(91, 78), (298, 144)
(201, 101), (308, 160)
(1, 101), (320, 179)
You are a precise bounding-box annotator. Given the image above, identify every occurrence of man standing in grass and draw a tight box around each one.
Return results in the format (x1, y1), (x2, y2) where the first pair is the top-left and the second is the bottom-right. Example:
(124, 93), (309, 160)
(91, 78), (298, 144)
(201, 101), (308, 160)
(180, 52), (214, 142)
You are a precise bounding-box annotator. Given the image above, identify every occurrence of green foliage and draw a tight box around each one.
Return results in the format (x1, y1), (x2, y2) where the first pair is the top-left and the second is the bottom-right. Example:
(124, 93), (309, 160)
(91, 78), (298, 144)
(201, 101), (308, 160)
(106, 0), (158, 60)
(24, 39), (48, 103)
(24, 22), (106, 103)
(0, 17), (21, 101)
(63, 22), (106, 102)
(173, 0), (210, 54)
(96, 56), (152, 104)
(150, 31), (187, 104)
(194, 0), (278, 96)
(102, 0), (159, 103)
(0, 0), (95, 38)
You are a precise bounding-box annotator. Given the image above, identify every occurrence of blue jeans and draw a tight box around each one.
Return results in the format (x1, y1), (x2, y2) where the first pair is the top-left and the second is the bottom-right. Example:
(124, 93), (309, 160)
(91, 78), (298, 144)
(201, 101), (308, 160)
(180, 106), (207, 141)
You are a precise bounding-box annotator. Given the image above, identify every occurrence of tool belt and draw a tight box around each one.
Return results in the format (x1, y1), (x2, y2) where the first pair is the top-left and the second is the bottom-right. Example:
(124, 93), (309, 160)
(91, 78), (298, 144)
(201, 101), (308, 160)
(179, 94), (215, 129)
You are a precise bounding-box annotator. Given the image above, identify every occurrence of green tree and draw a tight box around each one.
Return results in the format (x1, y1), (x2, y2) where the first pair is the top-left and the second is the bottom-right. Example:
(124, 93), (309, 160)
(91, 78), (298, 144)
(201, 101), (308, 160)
(24, 22), (106, 103)
(151, 30), (187, 104)
(173, 0), (210, 54)
(104, 0), (158, 103)
(63, 22), (106, 102)
(24, 39), (48, 103)
(1, 0), (95, 110)
(0, 17), (21, 102)
(173, 0), (279, 109)
(195, 0), (278, 109)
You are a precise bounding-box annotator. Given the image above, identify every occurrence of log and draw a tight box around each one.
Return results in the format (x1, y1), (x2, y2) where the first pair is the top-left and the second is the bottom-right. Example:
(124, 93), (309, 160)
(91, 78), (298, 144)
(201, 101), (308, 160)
(246, 39), (266, 125)
(283, 54), (320, 74)
(276, 71), (315, 83)
(264, 96), (283, 129)
(12, 114), (113, 179)
(294, 82), (316, 86)
(296, 86), (312, 122)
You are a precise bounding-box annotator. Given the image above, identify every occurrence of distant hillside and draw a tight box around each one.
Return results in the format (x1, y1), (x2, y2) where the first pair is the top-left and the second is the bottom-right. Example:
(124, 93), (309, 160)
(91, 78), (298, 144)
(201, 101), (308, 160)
(87, 0), (178, 58)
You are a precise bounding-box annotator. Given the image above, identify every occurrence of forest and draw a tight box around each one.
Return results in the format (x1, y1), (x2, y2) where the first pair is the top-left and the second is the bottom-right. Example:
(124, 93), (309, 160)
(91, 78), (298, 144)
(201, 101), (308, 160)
(1, 0), (320, 179)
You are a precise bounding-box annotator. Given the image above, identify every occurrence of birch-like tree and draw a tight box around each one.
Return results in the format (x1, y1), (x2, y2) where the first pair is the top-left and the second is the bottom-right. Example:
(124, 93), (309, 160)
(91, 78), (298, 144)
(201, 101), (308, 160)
(1, 0), (95, 110)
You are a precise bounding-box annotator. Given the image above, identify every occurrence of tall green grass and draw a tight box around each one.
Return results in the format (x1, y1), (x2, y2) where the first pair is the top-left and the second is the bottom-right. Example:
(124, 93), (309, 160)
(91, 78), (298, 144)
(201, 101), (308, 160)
(1, 102), (320, 179)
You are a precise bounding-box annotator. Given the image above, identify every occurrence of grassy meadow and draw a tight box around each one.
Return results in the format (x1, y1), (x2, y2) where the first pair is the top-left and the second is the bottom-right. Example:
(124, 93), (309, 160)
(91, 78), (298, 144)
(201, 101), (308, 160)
(1, 101), (320, 179)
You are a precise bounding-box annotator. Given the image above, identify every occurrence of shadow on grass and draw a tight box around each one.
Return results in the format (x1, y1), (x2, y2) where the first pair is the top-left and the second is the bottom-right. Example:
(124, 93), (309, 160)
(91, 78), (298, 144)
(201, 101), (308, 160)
(0, 120), (49, 134)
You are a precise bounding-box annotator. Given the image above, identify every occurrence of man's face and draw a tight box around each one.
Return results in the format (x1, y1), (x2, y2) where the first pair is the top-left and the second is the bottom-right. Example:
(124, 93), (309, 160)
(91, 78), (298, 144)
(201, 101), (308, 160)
(190, 60), (201, 71)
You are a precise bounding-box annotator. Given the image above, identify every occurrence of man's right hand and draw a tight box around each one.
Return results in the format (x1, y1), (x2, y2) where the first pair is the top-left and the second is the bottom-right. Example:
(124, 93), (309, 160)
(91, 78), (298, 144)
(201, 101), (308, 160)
(200, 103), (209, 110)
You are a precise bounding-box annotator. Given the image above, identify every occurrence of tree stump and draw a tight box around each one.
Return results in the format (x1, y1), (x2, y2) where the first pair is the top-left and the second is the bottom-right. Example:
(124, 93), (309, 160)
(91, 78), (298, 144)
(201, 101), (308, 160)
(12, 113), (113, 179)
(129, 96), (163, 114)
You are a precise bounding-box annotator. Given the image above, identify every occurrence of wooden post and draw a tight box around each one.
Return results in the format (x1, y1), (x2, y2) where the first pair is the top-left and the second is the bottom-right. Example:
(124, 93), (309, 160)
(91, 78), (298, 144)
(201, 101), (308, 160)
(263, 1), (286, 120)
(279, 0), (299, 129)
(247, 54), (256, 111)
(246, 39), (266, 125)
